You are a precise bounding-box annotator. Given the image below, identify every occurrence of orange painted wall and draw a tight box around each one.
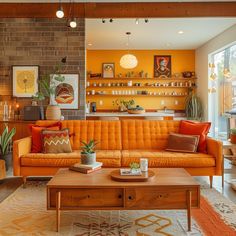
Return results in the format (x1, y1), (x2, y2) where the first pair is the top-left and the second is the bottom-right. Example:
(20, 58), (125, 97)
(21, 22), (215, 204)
(86, 50), (195, 110)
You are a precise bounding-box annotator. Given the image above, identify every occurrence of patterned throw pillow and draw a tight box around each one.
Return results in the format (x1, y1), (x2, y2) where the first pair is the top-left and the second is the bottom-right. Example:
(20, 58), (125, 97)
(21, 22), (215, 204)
(42, 128), (72, 153)
(166, 133), (200, 153)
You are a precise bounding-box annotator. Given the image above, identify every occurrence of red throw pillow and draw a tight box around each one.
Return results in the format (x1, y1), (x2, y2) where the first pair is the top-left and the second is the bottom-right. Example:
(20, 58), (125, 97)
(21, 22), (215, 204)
(29, 122), (62, 153)
(179, 120), (211, 153)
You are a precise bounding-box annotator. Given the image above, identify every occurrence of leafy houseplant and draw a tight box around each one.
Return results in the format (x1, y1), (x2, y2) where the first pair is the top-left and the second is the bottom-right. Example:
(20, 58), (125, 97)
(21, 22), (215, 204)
(0, 125), (16, 170)
(32, 64), (65, 120)
(185, 89), (203, 121)
(112, 99), (135, 111)
(230, 128), (236, 144)
(80, 140), (98, 165)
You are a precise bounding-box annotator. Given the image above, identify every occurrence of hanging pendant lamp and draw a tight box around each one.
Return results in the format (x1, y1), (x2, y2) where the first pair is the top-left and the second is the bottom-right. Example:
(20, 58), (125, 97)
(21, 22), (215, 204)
(120, 32), (138, 69)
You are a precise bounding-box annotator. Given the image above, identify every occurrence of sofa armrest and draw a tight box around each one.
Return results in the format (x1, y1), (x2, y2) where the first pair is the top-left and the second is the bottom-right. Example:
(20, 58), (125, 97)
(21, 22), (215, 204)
(206, 137), (223, 175)
(13, 136), (32, 176)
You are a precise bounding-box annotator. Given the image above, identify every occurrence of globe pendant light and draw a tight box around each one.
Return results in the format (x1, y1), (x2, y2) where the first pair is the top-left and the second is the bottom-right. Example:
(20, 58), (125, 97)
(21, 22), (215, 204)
(120, 32), (138, 69)
(56, 0), (64, 18)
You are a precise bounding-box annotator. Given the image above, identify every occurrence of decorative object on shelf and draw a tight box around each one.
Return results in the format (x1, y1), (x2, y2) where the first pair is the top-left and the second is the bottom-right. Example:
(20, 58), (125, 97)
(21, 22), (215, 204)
(154, 55), (171, 78)
(14, 103), (20, 120)
(50, 74), (79, 110)
(12, 65), (39, 97)
(80, 140), (98, 165)
(128, 105), (145, 114)
(230, 128), (236, 144)
(117, 73), (122, 78)
(120, 32), (138, 69)
(182, 71), (195, 78)
(90, 73), (102, 78)
(185, 89), (203, 121)
(139, 70), (145, 78)
(102, 63), (115, 78)
(0, 124), (16, 171)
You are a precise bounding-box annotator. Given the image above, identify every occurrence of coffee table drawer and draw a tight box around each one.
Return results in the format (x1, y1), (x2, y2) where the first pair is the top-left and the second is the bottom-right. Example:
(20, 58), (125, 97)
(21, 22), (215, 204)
(48, 188), (124, 209)
(125, 187), (199, 209)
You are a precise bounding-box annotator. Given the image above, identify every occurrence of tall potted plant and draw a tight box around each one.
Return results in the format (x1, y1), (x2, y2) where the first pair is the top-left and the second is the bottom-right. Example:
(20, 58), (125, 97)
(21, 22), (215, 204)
(185, 89), (203, 121)
(33, 64), (65, 120)
(80, 140), (98, 165)
(0, 125), (16, 171)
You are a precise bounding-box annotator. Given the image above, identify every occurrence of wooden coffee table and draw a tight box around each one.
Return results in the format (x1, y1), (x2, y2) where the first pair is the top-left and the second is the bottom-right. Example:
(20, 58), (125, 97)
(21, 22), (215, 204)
(47, 168), (200, 232)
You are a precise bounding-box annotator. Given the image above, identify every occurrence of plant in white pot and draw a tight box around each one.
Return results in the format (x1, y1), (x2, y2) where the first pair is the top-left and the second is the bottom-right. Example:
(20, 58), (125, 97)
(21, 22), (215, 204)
(80, 140), (98, 165)
(33, 64), (65, 120)
(0, 125), (16, 171)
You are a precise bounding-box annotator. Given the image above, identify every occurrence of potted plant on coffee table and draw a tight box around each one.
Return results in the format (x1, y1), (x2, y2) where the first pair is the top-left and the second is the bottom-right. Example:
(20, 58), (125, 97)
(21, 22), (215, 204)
(0, 125), (16, 171)
(80, 140), (98, 165)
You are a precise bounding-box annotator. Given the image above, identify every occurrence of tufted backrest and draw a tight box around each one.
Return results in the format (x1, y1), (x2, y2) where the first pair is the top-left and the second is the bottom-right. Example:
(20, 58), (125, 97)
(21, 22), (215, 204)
(36, 120), (122, 150)
(121, 120), (180, 150)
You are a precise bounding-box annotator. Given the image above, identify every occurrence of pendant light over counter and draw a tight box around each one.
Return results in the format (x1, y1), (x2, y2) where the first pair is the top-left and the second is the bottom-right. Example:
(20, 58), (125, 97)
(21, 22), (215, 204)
(56, 0), (64, 18)
(120, 32), (138, 69)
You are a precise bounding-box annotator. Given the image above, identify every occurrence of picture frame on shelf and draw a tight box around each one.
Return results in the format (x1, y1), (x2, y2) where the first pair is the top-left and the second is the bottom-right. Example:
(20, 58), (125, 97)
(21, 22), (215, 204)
(154, 55), (171, 78)
(50, 74), (79, 110)
(12, 65), (39, 97)
(102, 63), (115, 78)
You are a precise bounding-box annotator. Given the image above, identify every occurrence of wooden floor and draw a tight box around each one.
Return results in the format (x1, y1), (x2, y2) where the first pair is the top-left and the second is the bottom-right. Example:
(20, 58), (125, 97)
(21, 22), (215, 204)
(1, 159), (236, 203)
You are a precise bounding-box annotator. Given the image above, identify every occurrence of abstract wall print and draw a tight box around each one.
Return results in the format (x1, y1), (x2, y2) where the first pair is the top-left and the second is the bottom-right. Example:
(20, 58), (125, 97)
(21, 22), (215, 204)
(50, 74), (79, 109)
(102, 63), (115, 78)
(154, 56), (171, 78)
(12, 66), (39, 97)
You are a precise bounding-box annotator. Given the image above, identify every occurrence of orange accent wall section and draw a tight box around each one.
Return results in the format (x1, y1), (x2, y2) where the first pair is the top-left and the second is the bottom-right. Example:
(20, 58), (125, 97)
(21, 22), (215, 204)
(86, 50), (195, 110)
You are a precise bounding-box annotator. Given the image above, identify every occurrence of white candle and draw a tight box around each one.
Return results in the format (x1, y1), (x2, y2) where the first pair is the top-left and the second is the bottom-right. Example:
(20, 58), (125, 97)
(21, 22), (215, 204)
(140, 158), (148, 172)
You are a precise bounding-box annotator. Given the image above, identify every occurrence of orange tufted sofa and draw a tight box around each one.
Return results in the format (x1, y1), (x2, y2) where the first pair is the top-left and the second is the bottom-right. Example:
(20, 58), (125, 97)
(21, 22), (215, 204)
(13, 120), (222, 185)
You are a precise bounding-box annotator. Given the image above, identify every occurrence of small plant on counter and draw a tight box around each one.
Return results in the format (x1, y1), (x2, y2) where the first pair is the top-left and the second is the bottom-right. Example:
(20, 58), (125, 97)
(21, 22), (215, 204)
(112, 99), (135, 111)
(80, 140), (98, 165)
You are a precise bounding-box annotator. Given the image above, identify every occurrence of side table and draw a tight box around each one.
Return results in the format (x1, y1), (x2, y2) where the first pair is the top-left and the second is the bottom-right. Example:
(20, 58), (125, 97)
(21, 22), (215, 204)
(0, 159), (6, 180)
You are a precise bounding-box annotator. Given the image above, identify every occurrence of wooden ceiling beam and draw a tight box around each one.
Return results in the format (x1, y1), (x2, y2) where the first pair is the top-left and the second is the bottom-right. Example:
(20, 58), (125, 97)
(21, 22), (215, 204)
(0, 2), (235, 18)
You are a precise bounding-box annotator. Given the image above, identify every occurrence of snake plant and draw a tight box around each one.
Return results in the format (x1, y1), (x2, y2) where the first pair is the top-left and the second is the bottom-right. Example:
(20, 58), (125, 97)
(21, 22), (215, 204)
(185, 90), (203, 121)
(80, 140), (98, 154)
(0, 125), (16, 157)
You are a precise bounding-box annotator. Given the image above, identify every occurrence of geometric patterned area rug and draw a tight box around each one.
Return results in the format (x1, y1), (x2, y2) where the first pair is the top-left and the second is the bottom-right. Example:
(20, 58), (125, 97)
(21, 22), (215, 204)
(0, 181), (236, 236)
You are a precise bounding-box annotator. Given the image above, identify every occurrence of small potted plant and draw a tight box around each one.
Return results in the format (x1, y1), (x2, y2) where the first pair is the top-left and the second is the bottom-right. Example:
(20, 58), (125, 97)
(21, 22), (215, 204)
(130, 162), (140, 174)
(230, 128), (236, 144)
(80, 140), (98, 165)
(32, 64), (65, 120)
(0, 125), (16, 170)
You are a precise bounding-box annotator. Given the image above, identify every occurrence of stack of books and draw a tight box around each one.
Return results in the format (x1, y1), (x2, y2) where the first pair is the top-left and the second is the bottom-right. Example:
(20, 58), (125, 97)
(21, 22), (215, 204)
(69, 162), (103, 174)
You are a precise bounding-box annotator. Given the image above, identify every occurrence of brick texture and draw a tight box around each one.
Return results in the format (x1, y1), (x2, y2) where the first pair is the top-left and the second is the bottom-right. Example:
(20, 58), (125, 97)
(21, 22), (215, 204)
(0, 18), (85, 120)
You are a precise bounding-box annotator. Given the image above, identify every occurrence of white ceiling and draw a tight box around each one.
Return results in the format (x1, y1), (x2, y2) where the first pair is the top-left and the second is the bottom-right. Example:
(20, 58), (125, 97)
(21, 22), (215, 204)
(86, 18), (236, 50)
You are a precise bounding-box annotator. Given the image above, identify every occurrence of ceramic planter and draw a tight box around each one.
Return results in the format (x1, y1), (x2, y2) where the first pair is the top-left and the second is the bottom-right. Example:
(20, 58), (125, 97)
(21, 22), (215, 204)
(46, 105), (61, 120)
(81, 152), (96, 165)
(0, 153), (12, 171)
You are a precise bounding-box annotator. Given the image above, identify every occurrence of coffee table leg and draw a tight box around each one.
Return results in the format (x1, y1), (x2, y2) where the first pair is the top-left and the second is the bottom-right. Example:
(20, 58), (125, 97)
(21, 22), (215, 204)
(187, 190), (192, 231)
(56, 191), (61, 232)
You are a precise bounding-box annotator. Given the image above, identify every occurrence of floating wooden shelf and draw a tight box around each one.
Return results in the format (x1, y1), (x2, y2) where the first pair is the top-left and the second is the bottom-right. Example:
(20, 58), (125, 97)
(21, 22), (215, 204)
(88, 77), (197, 81)
(87, 86), (197, 89)
(87, 94), (186, 97)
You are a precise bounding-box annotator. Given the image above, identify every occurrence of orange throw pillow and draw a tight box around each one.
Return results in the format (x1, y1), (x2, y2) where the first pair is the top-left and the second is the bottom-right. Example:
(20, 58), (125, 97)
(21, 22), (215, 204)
(179, 120), (211, 153)
(29, 122), (62, 153)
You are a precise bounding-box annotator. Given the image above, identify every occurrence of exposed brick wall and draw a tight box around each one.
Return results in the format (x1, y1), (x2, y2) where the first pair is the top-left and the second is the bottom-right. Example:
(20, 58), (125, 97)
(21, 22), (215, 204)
(0, 18), (85, 120)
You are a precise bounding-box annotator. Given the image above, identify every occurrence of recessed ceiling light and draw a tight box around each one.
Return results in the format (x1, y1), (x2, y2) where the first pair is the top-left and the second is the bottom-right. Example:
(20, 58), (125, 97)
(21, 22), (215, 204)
(88, 43), (93, 46)
(178, 30), (184, 34)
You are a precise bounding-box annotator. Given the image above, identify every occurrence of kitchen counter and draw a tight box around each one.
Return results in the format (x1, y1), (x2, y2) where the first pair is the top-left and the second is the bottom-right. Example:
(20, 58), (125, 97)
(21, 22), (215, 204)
(86, 112), (174, 117)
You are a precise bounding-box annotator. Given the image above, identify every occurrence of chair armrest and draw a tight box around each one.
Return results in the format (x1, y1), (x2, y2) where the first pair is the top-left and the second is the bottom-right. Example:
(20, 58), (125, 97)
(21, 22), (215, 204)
(206, 137), (223, 175)
(13, 136), (32, 176)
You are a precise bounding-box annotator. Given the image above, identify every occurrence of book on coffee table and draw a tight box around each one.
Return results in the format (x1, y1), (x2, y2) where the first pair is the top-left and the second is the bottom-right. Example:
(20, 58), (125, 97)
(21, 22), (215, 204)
(69, 162), (103, 174)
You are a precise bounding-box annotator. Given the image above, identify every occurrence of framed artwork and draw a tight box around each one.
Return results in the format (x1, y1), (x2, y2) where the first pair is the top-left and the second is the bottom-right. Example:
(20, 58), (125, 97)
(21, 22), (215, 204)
(50, 74), (79, 110)
(154, 55), (171, 78)
(102, 63), (115, 78)
(12, 65), (39, 97)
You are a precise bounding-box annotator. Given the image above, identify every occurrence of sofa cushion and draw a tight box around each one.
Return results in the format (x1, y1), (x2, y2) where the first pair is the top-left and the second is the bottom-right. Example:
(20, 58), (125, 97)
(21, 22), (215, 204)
(121, 150), (215, 168)
(166, 133), (199, 153)
(179, 120), (211, 153)
(21, 150), (121, 167)
(121, 120), (180, 150)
